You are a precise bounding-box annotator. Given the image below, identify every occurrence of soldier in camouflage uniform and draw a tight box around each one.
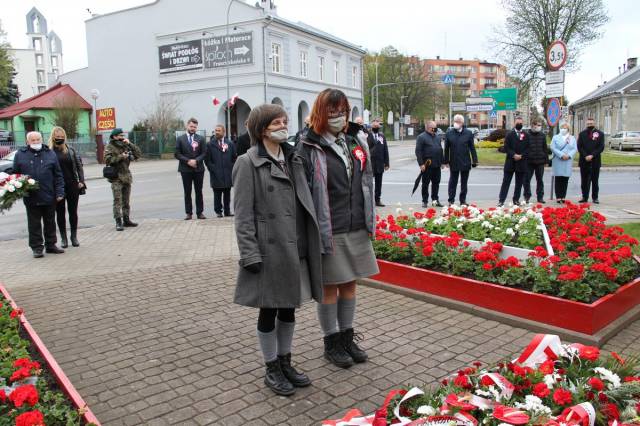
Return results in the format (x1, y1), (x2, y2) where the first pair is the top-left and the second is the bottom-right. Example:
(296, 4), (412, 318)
(104, 128), (142, 231)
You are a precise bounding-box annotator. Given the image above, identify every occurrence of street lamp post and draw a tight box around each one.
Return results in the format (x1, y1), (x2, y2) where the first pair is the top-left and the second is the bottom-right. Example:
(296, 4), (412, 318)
(225, 0), (241, 135)
(400, 95), (408, 142)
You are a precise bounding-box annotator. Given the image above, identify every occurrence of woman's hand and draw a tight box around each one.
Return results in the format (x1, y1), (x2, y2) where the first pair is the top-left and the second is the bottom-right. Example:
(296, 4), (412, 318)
(78, 182), (85, 189)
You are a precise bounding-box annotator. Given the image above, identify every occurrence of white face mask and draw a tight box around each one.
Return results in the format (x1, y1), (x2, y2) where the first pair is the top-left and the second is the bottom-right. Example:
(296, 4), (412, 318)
(453, 122), (462, 131)
(328, 116), (346, 133)
(532, 126), (542, 133)
(30, 143), (43, 151)
(268, 129), (289, 144)
(560, 128), (568, 136)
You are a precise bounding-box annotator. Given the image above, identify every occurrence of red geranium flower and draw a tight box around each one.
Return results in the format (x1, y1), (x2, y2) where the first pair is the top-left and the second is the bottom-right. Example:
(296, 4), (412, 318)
(15, 410), (44, 426)
(587, 377), (604, 391)
(0, 389), (5, 403)
(578, 345), (600, 361)
(453, 374), (472, 389)
(481, 375), (494, 386)
(8, 384), (39, 408)
(552, 388), (572, 406)
(532, 382), (550, 398)
(538, 360), (555, 375)
(10, 308), (23, 319)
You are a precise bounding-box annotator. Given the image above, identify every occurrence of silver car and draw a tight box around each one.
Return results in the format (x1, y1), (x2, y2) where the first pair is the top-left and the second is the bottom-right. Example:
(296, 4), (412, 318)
(609, 131), (640, 151)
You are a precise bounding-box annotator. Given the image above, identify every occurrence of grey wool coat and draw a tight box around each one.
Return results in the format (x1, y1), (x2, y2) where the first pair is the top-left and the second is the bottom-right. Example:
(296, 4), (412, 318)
(232, 143), (323, 308)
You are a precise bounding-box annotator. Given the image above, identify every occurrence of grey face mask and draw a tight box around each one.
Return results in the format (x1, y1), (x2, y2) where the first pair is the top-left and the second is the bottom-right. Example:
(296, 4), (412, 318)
(268, 129), (289, 144)
(328, 116), (346, 133)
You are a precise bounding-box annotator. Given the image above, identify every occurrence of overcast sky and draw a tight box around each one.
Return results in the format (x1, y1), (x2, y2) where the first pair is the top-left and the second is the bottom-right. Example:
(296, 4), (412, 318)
(3, 0), (638, 105)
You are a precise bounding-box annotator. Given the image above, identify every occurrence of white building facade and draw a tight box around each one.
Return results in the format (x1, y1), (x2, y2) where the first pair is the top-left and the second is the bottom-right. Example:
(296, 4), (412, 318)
(9, 7), (64, 101)
(59, 0), (365, 137)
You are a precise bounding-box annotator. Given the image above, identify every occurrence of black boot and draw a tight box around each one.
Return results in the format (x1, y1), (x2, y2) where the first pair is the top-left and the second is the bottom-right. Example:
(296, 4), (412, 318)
(323, 332), (353, 368)
(341, 328), (368, 363)
(60, 230), (68, 248)
(264, 359), (295, 396)
(115, 218), (124, 231)
(70, 229), (79, 247)
(278, 353), (311, 387)
(123, 215), (138, 227)
(45, 245), (65, 254)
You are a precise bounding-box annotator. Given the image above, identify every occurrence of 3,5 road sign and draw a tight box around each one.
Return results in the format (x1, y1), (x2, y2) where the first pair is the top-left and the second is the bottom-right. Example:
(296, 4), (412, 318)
(442, 74), (455, 85)
(547, 40), (567, 71)
(546, 98), (561, 127)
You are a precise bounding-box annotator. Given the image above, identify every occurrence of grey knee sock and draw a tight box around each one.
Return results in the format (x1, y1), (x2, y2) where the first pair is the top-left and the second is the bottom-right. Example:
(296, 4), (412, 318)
(276, 319), (295, 356)
(317, 302), (339, 336)
(257, 329), (277, 363)
(337, 297), (356, 331)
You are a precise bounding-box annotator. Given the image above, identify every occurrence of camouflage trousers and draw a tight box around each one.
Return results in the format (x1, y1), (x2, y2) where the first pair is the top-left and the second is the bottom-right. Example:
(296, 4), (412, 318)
(111, 181), (132, 219)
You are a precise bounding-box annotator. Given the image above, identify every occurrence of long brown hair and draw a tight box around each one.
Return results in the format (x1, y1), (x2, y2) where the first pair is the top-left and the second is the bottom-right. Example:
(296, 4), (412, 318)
(48, 126), (68, 154)
(309, 89), (350, 135)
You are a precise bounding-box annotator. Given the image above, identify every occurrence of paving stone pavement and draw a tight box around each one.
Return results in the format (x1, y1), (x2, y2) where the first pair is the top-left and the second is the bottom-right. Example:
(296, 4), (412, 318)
(1, 218), (639, 425)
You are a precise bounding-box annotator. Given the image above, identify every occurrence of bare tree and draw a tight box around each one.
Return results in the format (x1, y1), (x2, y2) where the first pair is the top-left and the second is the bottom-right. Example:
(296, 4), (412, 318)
(490, 0), (609, 92)
(52, 96), (83, 138)
(142, 95), (183, 137)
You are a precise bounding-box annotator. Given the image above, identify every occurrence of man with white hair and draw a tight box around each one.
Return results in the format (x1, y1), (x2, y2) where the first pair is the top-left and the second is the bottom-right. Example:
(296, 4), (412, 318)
(443, 114), (478, 205)
(13, 131), (65, 258)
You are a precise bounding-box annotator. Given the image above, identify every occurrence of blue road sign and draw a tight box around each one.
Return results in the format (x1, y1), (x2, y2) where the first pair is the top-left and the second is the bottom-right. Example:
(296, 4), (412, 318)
(442, 74), (455, 85)
(546, 98), (561, 127)
(489, 110), (497, 119)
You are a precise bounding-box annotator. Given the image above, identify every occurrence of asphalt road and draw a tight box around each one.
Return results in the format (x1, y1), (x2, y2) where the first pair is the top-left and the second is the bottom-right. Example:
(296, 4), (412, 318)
(1, 147), (638, 241)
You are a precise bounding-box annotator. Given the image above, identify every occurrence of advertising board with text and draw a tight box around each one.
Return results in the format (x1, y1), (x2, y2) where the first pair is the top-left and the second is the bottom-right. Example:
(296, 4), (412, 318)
(203, 32), (253, 69)
(96, 107), (116, 131)
(158, 40), (203, 73)
(480, 88), (517, 111)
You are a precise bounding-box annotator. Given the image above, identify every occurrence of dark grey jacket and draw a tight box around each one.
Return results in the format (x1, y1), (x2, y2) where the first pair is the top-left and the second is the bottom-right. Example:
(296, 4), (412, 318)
(232, 143), (322, 308)
(205, 137), (236, 189)
(415, 131), (443, 168)
(175, 133), (207, 173)
(444, 128), (478, 172)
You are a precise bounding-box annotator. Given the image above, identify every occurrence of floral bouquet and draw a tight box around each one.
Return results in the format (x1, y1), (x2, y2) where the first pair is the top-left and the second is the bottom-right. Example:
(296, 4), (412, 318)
(324, 334), (640, 426)
(0, 173), (39, 213)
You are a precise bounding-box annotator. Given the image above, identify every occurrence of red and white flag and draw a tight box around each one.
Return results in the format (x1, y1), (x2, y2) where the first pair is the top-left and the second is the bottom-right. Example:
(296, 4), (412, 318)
(211, 96), (221, 106)
(228, 93), (239, 107)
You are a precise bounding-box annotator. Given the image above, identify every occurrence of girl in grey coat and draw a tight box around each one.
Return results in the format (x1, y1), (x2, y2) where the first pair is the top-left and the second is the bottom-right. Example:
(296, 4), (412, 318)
(232, 104), (323, 396)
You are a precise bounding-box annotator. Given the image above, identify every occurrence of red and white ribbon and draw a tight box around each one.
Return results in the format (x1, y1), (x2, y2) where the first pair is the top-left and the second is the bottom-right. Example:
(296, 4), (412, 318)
(479, 373), (515, 400)
(516, 334), (564, 367)
(560, 402), (596, 426)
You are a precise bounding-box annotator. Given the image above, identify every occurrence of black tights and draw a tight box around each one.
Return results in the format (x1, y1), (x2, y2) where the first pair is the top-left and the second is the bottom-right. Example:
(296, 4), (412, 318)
(257, 308), (295, 333)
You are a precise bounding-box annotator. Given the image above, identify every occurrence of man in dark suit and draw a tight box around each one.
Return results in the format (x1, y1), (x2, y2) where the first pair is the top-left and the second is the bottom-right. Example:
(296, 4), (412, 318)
(367, 118), (389, 207)
(577, 117), (605, 203)
(498, 116), (530, 206)
(444, 114), (478, 205)
(415, 121), (444, 207)
(175, 118), (207, 220)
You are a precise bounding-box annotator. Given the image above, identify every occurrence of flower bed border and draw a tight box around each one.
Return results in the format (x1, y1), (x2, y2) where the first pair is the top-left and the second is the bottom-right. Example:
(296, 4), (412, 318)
(0, 282), (101, 425)
(364, 259), (640, 345)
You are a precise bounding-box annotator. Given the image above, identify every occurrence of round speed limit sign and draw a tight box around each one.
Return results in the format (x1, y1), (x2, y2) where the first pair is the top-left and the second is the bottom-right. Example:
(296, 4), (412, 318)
(547, 40), (567, 71)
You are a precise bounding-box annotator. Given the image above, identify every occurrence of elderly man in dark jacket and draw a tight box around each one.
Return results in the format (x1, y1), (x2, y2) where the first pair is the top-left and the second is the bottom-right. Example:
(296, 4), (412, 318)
(577, 117), (605, 203)
(444, 115), (478, 205)
(205, 124), (237, 217)
(367, 118), (389, 207)
(524, 118), (550, 203)
(175, 118), (207, 220)
(415, 121), (444, 207)
(498, 116), (530, 206)
(13, 131), (65, 257)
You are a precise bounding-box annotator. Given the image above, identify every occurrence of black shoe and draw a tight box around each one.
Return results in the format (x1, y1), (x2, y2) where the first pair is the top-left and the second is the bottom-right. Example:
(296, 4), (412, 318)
(341, 328), (368, 363)
(278, 354), (311, 387)
(578, 199), (588, 203)
(264, 359), (295, 396)
(432, 200), (444, 207)
(70, 231), (80, 247)
(375, 200), (385, 207)
(460, 200), (467, 205)
(184, 214), (193, 220)
(60, 231), (68, 248)
(116, 218), (124, 231)
(497, 202), (504, 207)
(537, 199), (546, 204)
(197, 214), (206, 219)
(224, 212), (234, 217)
(422, 202), (429, 208)
(32, 249), (44, 258)
(593, 199), (600, 204)
(123, 216), (138, 227)
(45, 245), (65, 254)
(524, 198), (531, 204)
(323, 332), (353, 368)
(216, 213), (223, 218)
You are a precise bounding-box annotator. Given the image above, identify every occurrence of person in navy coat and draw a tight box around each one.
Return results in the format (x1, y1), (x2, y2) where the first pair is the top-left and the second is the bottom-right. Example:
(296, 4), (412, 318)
(366, 118), (389, 207)
(205, 124), (237, 217)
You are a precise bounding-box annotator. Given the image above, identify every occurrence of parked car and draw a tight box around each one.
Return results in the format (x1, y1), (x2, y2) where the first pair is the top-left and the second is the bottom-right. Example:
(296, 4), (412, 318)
(0, 150), (16, 174)
(609, 131), (640, 151)
(0, 128), (14, 143)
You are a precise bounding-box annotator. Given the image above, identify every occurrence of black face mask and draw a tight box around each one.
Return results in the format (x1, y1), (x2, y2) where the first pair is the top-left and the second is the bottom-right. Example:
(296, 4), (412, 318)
(587, 125), (595, 131)
(515, 123), (523, 131)
(372, 127), (379, 133)
(54, 138), (65, 145)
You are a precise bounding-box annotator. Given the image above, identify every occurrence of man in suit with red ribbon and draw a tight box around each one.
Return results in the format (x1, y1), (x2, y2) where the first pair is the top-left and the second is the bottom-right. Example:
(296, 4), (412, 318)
(175, 118), (207, 220)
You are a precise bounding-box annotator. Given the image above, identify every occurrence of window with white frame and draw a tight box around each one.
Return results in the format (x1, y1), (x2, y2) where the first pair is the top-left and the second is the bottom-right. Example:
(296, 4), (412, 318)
(51, 56), (58, 68)
(318, 56), (325, 81)
(35, 54), (43, 67)
(37, 70), (45, 84)
(33, 38), (42, 51)
(271, 42), (281, 73)
(299, 51), (308, 77)
(604, 109), (612, 134)
(351, 66), (358, 88)
(333, 60), (339, 84)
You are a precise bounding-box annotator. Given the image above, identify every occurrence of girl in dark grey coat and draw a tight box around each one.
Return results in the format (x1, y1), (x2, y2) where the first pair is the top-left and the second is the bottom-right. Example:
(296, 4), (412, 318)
(232, 104), (323, 396)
